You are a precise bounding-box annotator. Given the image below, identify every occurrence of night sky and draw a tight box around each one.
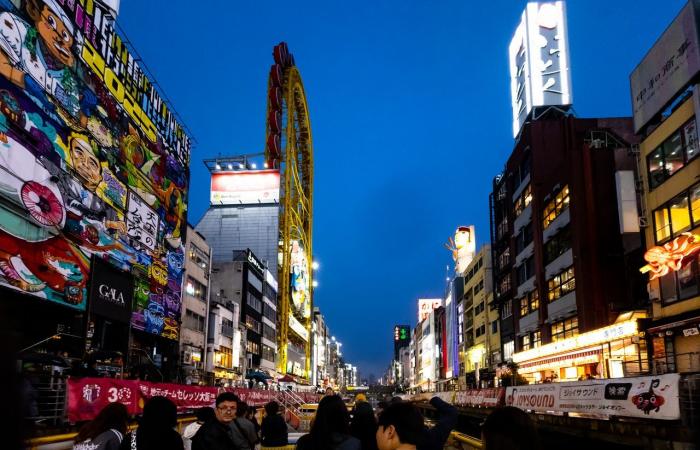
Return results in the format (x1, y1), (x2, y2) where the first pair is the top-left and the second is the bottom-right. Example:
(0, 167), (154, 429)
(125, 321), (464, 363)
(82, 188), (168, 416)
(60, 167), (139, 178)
(118, 0), (686, 379)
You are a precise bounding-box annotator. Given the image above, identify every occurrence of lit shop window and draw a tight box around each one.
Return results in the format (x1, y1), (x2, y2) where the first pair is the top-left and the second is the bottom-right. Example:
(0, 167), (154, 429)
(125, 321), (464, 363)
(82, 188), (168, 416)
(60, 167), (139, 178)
(514, 184), (533, 217)
(551, 317), (578, 342)
(520, 331), (541, 351)
(547, 266), (575, 302)
(659, 253), (700, 305)
(653, 182), (700, 244)
(503, 340), (515, 361)
(647, 118), (699, 190)
(245, 340), (260, 355)
(543, 185), (570, 229)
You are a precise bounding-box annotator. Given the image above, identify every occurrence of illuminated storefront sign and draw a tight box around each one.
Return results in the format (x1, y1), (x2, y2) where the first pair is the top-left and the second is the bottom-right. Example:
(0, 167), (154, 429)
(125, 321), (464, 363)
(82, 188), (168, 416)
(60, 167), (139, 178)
(394, 325), (410, 342)
(513, 320), (639, 363)
(445, 226), (476, 274)
(418, 298), (442, 322)
(509, 1), (572, 137)
(640, 233), (700, 280)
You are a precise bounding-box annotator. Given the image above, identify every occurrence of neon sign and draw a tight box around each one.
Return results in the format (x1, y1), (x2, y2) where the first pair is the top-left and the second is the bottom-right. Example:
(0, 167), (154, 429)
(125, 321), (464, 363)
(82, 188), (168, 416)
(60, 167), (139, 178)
(640, 233), (700, 280)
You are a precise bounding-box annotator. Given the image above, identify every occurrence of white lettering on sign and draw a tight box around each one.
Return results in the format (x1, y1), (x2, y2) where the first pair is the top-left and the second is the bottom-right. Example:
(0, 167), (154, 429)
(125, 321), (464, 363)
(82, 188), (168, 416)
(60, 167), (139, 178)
(98, 284), (125, 305)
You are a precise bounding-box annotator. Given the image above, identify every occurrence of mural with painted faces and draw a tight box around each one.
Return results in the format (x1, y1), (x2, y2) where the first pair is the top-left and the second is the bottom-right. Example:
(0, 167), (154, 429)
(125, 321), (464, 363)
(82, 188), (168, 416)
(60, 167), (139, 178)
(26, 0), (76, 67)
(133, 277), (150, 310)
(149, 260), (167, 286)
(69, 133), (101, 191)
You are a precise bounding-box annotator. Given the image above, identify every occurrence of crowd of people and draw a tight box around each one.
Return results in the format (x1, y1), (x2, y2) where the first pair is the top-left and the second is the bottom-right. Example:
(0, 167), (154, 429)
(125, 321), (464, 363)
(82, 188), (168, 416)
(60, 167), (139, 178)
(71, 391), (541, 450)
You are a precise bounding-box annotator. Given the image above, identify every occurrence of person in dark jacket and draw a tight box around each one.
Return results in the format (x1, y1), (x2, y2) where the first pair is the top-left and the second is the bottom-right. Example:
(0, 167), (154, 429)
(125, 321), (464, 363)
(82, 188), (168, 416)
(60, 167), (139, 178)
(481, 406), (541, 450)
(73, 402), (128, 450)
(350, 401), (378, 450)
(230, 401), (258, 450)
(120, 396), (183, 450)
(416, 397), (458, 450)
(296, 395), (361, 450)
(192, 392), (239, 450)
(261, 401), (288, 447)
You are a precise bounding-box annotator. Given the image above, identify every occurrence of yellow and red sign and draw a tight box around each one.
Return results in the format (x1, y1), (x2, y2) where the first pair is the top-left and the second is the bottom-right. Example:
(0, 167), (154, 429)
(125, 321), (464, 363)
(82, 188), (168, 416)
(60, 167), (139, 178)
(640, 233), (700, 280)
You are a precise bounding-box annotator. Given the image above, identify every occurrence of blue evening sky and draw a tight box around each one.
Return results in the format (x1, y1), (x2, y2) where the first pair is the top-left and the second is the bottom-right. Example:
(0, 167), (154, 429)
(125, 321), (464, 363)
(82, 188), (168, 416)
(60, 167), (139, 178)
(119, 0), (685, 379)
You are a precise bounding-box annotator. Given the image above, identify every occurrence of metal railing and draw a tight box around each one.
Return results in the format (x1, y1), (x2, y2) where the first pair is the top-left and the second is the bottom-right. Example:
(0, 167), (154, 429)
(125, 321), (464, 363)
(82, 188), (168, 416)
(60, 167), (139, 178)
(652, 352), (700, 375)
(26, 375), (67, 427)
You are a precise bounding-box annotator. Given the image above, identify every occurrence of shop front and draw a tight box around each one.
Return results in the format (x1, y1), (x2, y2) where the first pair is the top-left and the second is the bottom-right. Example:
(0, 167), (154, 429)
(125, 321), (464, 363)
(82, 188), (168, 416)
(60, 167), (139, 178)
(513, 318), (648, 383)
(648, 313), (700, 374)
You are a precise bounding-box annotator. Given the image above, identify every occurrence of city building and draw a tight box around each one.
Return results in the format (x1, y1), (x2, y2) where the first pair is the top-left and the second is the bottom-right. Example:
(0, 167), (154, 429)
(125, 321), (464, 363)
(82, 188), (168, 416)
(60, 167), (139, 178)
(209, 249), (278, 378)
(0, 1), (192, 381)
(631, 1), (700, 374)
(460, 245), (500, 387)
(205, 295), (241, 385)
(312, 308), (331, 387)
(179, 225), (212, 384)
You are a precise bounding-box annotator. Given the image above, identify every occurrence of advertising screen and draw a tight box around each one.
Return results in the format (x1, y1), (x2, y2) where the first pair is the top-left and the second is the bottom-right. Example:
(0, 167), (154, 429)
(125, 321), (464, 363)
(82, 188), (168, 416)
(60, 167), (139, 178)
(0, 1), (190, 340)
(210, 170), (280, 205)
(630, 0), (700, 133)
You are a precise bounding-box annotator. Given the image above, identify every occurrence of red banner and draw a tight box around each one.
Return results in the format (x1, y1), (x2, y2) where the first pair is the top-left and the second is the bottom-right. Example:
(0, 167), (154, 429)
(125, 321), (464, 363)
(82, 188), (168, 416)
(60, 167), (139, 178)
(454, 388), (505, 408)
(67, 378), (321, 422)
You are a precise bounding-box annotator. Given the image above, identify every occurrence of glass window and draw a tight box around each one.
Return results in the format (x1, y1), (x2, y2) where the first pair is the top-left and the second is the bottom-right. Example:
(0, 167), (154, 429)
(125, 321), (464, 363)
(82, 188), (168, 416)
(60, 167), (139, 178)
(678, 255), (700, 300)
(683, 119), (699, 160)
(188, 243), (209, 271)
(654, 207), (671, 243)
(521, 334), (531, 351)
(532, 330), (541, 348)
(520, 297), (529, 317)
(647, 148), (666, 189)
(692, 184), (700, 224)
(543, 185), (570, 228)
(669, 194), (691, 234)
(663, 131), (684, 177)
(184, 309), (205, 332)
(551, 317), (578, 342)
(503, 340), (515, 361)
(492, 320), (498, 334)
(514, 184), (532, 217)
(185, 277), (208, 302)
(502, 301), (512, 319)
(547, 266), (576, 302)
(544, 226), (572, 265)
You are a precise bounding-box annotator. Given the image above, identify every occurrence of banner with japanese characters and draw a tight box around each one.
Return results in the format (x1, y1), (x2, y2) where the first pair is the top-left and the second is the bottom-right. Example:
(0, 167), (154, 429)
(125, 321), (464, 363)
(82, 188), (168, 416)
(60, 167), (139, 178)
(454, 388), (505, 408)
(505, 373), (681, 420)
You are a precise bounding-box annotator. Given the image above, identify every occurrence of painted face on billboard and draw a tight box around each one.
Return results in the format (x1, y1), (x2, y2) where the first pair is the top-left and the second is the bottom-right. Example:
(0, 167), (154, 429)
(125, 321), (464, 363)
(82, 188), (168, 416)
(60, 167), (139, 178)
(69, 134), (101, 190)
(28, 0), (76, 67)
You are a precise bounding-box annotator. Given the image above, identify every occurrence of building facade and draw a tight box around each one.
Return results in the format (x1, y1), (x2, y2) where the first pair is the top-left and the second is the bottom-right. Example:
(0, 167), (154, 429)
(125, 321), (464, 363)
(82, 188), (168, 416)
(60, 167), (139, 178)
(490, 115), (649, 383)
(180, 225), (212, 383)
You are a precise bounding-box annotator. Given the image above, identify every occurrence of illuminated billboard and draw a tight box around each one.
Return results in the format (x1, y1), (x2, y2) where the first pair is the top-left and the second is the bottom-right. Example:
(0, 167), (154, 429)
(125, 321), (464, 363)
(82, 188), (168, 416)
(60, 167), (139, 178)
(445, 225), (476, 274)
(210, 170), (280, 205)
(0, 1), (191, 340)
(509, 1), (572, 137)
(394, 325), (410, 342)
(630, 0), (700, 133)
(290, 240), (311, 320)
(418, 298), (442, 322)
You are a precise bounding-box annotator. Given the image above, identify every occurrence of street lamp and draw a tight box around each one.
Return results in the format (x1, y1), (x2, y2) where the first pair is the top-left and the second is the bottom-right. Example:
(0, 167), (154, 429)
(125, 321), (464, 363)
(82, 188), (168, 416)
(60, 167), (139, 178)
(312, 280), (319, 288)
(312, 261), (320, 270)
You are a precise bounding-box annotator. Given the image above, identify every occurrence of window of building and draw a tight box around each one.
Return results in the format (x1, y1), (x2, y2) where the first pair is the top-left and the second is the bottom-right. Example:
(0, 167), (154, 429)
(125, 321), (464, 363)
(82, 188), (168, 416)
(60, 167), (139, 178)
(543, 185), (570, 228)
(544, 225), (572, 265)
(647, 118), (699, 189)
(516, 256), (534, 286)
(497, 216), (509, 240)
(653, 182), (700, 243)
(217, 346), (232, 368)
(515, 223), (533, 254)
(497, 247), (511, 270)
(184, 309), (205, 332)
(245, 315), (261, 334)
(551, 317), (578, 342)
(491, 320), (498, 334)
(514, 184), (533, 217)
(474, 279), (484, 295)
(503, 340), (515, 361)
(547, 266), (575, 302)
(221, 318), (234, 337)
(475, 302), (485, 315)
(185, 276), (208, 302)
(263, 302), (277, 323)
(263, 283), (277, 303)
(263, 323), (276, 342)
(521, 330), (541, 351)
(246, 340), (260, 355)
(262, 344), (275, 362)
(188, 243), (209, 272)
(502, 301), (512, 319)
(497, 182), (507, 200)
(247, 293), (262, 313)
(497, 274), (511, 298)
(520, 289), (539, 317)
(659, 254), (700, 304)
(475, 324), (486, 338)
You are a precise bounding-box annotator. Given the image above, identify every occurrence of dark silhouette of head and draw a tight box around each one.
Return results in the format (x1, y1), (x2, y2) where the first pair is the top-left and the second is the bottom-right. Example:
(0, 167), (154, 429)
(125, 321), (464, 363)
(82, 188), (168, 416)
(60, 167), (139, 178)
(376, 402), (424, 450)
(195, 406), (215, 423)
(351, 401), (378, 450)
(481, 407), (541, 450)
(141, 396), (177, 430)
(75, 402), (128, 443)
(265, 401), (280, 416)
(309, 395), (351, 448)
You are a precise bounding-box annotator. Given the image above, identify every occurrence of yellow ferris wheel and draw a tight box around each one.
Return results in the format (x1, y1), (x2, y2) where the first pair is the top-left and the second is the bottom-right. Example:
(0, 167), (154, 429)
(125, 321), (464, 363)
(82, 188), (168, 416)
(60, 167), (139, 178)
(265, 43), (314, 379)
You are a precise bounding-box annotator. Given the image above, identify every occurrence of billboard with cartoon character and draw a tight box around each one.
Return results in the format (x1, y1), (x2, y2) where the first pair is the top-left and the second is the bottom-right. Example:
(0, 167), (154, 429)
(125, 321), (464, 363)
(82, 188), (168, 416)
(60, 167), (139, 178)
(0, 0), (191, 340)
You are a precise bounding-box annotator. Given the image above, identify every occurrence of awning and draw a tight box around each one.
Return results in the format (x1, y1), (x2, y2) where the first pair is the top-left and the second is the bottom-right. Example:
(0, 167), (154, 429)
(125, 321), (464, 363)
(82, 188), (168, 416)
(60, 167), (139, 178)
(518, 348), (602, 370)
(647, 315), (700, 333)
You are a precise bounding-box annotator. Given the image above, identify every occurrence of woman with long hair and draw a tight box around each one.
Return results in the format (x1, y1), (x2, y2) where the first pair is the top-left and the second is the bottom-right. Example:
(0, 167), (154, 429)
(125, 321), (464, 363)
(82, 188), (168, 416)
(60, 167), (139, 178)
(120, 396), (183, 450)
(296, 395), (360, 450)
(350, 401), (378, 450)
(73, 403), (128, 450)
(481, 406), (541, 450)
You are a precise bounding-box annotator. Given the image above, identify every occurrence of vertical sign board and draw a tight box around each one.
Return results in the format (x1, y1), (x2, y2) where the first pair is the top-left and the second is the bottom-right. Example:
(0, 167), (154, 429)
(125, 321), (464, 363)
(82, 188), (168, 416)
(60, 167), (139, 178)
(89, 257), (134, 324)
(509, 1), (572, 137)
(0, 1), (190, 341)
(630, 0), (700, 133)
